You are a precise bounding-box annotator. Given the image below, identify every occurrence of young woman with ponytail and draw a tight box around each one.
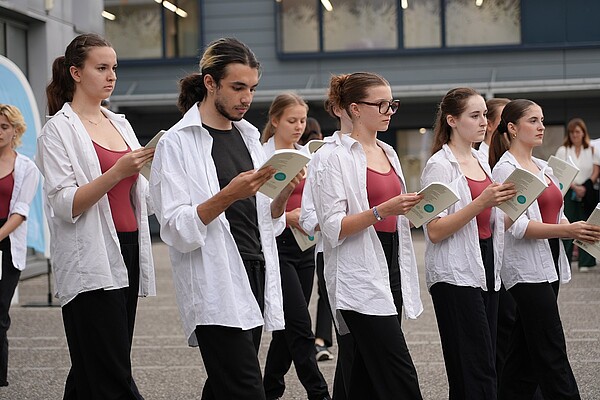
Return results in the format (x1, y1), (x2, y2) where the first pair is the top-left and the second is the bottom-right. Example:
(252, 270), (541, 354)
(314, 72), (423, 399)
(490, 99), (600, 400)
(421, 88), (515, 399)
(37, 33), (156, 399)
(260, 93), (330, 400)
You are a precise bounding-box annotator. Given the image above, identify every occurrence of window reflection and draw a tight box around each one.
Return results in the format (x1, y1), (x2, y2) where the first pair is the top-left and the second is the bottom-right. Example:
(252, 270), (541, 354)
(402, 0), (441, 48)
(445, 0), (520, 47)
(104, 0), (198, 60)
(324, 0), (397, 51)
(280, 0), (319, 53)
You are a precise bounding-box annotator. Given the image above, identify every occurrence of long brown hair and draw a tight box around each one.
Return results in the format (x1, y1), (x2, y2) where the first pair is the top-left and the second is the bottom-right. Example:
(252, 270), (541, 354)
(488, 99), (538, 168)
(177, 37), (260, 114)
(46, 33), (112, 115)
(261, 92), (308, 143)
(563, 118), (590, 149)
(431, 87), (481, 155)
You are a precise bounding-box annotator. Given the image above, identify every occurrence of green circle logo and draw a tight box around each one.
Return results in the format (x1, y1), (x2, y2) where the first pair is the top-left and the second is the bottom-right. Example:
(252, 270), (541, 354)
(274, 172), (286, 181)
(517, 195), (526, 204)
(424, 204), (435, 213)
(559, 183), (564, 190)
(308, 235), (315, 241)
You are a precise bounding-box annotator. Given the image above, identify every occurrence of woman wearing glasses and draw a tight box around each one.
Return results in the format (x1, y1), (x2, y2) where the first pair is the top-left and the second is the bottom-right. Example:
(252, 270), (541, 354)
(421, 88), (516, 399)
(314, 72), (424, 399)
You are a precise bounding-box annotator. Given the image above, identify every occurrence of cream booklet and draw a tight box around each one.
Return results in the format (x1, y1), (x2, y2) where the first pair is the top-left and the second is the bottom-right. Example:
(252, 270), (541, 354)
(547, 155), (579, 196)
(406, 182), (459, 228)
(574, 206), (600, 260)
(497, 168), (547, 222)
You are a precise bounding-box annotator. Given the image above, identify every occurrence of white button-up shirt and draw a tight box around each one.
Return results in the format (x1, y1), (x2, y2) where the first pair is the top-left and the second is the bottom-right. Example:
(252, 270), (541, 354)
(299, 132), (343, 254)
(421, 144), (504, 291)
(5, 153), (40, 271)
(150, 104), (285, 346)
(492, 151), (570, 289)
(478, 141), (490, 162)
(36, 103), (156, 306)
(314, 134), (422, 334)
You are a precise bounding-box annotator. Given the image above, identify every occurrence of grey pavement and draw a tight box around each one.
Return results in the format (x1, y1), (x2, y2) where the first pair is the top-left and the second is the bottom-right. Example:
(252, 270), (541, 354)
(3, 230), (600, 399)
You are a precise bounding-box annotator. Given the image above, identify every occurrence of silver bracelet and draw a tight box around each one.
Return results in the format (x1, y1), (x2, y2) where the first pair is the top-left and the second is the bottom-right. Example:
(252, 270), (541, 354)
(373, 206), (384, 221)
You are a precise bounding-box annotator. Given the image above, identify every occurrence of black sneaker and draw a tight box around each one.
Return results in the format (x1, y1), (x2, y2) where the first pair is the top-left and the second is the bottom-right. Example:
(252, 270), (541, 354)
(315, 344), (334, 361)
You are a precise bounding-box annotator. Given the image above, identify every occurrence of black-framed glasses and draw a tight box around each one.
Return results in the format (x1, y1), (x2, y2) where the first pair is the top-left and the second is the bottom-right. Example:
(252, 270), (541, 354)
(356, 100), (400, 114)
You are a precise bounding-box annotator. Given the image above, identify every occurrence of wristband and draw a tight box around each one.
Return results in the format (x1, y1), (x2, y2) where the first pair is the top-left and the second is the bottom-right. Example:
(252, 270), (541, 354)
(373, 206), (384, 221)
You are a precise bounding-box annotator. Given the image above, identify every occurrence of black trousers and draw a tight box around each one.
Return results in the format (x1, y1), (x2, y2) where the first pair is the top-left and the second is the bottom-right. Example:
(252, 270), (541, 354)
(197, 259), (267, 400)
(430, 237), (499, 400)
(0, 220), (20, 386)
(315, 251), (354, 400)
(339, 231), (422, 400)
(499, 238), (580, 400)
(315, 252), (333, 347)
(62, 231), (142, 400)
(263, 228), (329, 400)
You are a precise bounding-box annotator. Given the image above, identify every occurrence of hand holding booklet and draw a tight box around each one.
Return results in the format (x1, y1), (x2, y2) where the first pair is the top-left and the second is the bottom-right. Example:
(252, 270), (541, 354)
(140, 130), (166, 180)
(497, 168), (547, 221)
(406, 182), (460, 228)
(574, 206), (600, 259)
(290, 227), (318, 251)
(258, 140), (325, 199)
(547, 155), (579, 196)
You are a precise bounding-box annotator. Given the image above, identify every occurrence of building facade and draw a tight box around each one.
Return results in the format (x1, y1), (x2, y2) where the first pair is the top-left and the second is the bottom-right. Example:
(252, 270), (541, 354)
(2, 1), (600, 192)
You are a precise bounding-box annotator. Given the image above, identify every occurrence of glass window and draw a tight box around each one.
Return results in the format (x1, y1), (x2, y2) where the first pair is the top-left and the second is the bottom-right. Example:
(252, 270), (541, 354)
(402, 0), (441, 49)
(104, 0), (199, 60)
(280, 0), (319, 53)
(277, 0), (521, 54)
(324, 0), (397, 51)
(445, 0), (521, 47)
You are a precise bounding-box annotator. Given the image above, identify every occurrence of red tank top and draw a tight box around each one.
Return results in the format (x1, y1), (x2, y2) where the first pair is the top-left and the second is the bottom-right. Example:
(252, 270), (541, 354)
(92, 141), (138, 232)
(286, 178), (305, 213)
(366, 167), (402, 233)
(0, 171), (14, 219)
(466, 175), (493, 239)
(537, 179), (563, 224)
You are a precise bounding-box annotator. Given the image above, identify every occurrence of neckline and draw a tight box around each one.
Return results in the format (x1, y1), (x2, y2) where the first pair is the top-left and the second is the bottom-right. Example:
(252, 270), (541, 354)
(92, 140), (129, 153)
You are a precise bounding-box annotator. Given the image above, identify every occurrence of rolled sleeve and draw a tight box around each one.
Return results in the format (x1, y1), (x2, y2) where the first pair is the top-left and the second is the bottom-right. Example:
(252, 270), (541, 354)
(317, 155), (347, 248)
(150, 135), (209, 253)
(12, 160), (39, 218)
(299, 172), (319, 236)
(36, 132), (80, 224)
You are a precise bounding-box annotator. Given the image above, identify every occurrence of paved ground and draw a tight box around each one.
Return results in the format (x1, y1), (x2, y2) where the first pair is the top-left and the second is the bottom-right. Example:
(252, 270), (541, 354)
(3, 230), (600, 399)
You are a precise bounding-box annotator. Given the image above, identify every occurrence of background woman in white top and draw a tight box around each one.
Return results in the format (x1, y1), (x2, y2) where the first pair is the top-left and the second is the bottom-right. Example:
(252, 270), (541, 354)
(421, 88), (515, 399)
(260, 93), (330, 400)
(37, 33), (155, 399)
(315, 72), (423, 399)
(0, 104), (39, 387)
(555, 117), (600, 271)
(490, 99), (600, 399)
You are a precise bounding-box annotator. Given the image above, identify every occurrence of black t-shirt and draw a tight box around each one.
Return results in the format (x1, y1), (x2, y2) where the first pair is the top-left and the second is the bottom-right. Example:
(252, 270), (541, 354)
(204, 124), (264, 261)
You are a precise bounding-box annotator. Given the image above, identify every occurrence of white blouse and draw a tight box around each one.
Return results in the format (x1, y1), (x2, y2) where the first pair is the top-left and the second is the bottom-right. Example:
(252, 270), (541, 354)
(150, 104), (285, 346)
(421, 144), (504, 291)
(492, 151), (570, 289)
(554, 145), (600, 185)
(5, 153), (40, 271)
(314, 134), (423, 334)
